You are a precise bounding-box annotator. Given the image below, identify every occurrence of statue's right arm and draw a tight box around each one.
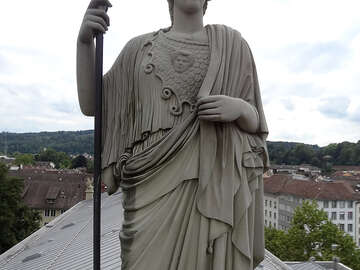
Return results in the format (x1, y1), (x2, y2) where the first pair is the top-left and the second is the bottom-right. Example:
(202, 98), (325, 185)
(76, 0), (112, 116)
(77, 1), (118, 194)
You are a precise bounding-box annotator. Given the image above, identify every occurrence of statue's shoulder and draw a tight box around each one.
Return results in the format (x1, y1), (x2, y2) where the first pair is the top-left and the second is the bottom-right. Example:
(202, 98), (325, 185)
(207, 24), (243, 38)
(122, 32), (156, 53)
(207, 24), (252, 51)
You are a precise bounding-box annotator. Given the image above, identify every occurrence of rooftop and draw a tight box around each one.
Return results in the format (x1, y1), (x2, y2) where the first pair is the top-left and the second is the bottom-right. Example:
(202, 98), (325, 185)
(8, 169), (91, 210)
(0, 192), (293, 270)
(264, 174), (360, 201)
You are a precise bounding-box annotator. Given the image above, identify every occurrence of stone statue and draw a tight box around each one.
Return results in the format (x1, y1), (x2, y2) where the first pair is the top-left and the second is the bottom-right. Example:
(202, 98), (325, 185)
(77, 0), (270, 269)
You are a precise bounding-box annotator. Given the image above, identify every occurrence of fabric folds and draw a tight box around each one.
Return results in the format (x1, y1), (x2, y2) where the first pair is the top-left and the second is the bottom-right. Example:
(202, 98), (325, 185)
(101, 24), (269, 270)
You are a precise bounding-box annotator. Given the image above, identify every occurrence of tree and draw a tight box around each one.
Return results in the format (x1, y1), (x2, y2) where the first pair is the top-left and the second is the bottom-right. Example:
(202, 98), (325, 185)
(0, 163), (41, 254)
(14, 153), (35, 166)
(265, 201), (360, 270)
(71, 155), (88, 169)
(264, 227), (289, 260)
(36, 148), (71, 169)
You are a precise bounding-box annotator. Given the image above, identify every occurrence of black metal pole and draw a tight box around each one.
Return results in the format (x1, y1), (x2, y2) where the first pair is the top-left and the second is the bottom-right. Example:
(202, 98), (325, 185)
(94, 31), (103, 270)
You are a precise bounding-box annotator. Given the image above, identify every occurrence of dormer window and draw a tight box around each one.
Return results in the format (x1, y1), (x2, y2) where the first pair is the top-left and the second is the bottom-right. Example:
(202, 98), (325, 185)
(46, 186), (60, 204)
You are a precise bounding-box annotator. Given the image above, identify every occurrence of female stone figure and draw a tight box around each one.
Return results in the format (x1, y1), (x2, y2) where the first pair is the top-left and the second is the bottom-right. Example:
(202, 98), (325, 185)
(77, 0), (269, 269)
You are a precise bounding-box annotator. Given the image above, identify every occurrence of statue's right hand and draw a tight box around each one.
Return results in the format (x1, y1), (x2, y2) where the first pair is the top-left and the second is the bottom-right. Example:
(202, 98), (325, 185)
(78, 0), (112, 44)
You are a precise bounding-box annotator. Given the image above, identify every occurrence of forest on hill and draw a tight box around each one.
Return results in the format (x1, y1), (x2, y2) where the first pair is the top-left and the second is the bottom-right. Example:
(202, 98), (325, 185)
(0, 131), (359, 167)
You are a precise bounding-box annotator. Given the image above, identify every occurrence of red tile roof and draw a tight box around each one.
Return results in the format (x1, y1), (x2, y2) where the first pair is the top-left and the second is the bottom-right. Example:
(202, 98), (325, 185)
(264, 174), (360, 201)
(8, 169), (91, 210)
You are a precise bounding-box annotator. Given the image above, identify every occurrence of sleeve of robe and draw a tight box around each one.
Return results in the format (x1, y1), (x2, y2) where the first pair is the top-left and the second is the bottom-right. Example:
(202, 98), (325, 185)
(101, 34), (150, 172)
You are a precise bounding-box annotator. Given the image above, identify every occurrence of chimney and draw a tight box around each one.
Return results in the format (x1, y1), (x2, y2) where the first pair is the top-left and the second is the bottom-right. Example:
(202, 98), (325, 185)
(85, 177), (94, 200)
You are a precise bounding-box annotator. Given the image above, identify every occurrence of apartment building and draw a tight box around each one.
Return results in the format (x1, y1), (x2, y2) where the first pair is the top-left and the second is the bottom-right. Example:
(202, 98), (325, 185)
(264, 174), (360, 245)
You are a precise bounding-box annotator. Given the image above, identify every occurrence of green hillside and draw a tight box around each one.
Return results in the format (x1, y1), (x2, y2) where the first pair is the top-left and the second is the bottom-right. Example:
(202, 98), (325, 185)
(0, 131), (359, 166)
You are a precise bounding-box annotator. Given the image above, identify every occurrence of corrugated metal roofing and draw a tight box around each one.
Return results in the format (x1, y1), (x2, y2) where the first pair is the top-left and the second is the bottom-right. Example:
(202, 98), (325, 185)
(0, 192), (291, 270)
(290, 262), (327, 270)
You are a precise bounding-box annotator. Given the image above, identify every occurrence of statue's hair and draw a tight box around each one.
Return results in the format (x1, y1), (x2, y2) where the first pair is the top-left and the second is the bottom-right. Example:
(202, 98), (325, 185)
(167, 0), (210, 25)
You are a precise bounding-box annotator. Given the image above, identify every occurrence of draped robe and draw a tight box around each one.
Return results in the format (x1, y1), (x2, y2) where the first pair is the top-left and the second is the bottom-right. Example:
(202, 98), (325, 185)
(101, 24), (270, 270)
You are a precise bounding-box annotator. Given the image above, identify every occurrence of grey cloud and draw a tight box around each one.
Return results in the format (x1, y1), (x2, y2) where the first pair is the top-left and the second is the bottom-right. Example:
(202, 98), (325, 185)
(50, 101), (75, 114)
(283, 41), (350, 74)
(0, 83), (46, 100)
(0, 45), (43, 57)
(289, 83), (322, 98)
(281, 98), (294, 111)
(0, 53), (11, 74)
(318, 96), (350, 119)
(262, 82), (321, 100)
(349, 106), (360, 123)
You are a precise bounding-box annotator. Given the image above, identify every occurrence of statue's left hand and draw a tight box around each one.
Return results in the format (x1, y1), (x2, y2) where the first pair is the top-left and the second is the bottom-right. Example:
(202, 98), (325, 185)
(197, 95), (247, 122)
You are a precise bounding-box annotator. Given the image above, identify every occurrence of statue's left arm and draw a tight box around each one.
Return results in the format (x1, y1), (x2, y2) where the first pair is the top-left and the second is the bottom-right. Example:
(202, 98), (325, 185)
(197, 31), (265, 135)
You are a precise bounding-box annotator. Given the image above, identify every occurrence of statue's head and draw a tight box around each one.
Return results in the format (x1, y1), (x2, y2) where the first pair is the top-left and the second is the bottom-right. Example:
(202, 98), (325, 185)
(167, 0), (210, 24)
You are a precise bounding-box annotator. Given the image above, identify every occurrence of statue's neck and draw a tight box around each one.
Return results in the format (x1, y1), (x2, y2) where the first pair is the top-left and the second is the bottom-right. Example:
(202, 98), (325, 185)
(172, 7), (204, 34)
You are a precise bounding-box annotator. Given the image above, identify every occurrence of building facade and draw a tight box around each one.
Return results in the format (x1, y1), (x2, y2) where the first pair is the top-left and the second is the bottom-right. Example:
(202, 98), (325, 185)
(264, 174), (360, 245)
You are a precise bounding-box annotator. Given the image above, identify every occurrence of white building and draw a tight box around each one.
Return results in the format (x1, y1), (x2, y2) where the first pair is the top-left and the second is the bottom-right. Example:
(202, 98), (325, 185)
(264, 174), (360, 245)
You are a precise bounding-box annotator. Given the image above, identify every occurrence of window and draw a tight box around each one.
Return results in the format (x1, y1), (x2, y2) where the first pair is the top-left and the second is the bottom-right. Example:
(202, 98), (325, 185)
(265, 220), (267, 226)
(265, 210), (267, 216)
(44, 209), (50, 217)
(348, 224), (353, 232)
(274, 223), (277, 228)
(339, 201), (345, 208)
(323, 201), (329, 208)
(348, 212), (353, 220)
(331, 212), (337, 220)
(274, 212), (277, 219)
(348, 201), (353, 208)
(265, 200), (268, 207)
(339, 212), (345, 220)
(269, 222), (272, 227)
(270, 201), (272, 208)
(50, 209), (56, 217)
(339, 224), (345, 231)
(332, 201), (337, 208)
(274, 202), (277, 209)
(269, 211), (272, 218)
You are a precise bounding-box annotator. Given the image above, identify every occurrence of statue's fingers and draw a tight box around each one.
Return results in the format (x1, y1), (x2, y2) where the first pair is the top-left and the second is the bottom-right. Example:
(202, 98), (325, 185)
(85, 14), (108, 30)
(87, 8), (110, 25)
(198, 108), (221, 115)
(198, 101), (220, 111)
(85, 21), (107, 34)
(198, 114), (222, 122)
(197, 95), (220, 106)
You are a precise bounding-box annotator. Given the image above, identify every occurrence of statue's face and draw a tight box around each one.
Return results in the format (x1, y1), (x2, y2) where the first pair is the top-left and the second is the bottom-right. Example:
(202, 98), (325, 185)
(173, 0), (205, 14)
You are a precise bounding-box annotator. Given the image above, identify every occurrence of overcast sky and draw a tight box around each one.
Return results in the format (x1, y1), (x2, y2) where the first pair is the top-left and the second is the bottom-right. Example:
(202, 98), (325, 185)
(0, 0), (359, 146)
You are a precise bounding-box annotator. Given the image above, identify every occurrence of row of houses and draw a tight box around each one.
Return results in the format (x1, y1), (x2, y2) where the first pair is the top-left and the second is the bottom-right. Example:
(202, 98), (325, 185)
(263, 173), (360, 246)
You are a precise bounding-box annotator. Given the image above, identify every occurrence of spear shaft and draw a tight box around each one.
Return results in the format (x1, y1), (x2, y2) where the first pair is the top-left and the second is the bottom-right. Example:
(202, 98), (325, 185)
(94, 24), (104, 270)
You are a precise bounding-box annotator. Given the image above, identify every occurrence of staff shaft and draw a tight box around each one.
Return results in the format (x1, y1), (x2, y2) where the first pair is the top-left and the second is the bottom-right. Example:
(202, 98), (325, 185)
(94, 32), (103, 270)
